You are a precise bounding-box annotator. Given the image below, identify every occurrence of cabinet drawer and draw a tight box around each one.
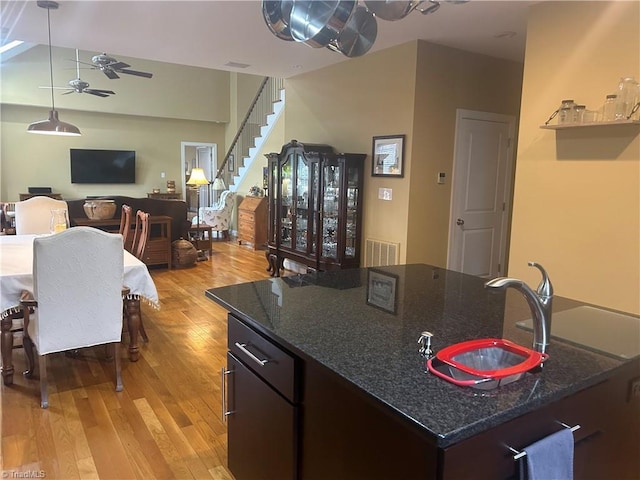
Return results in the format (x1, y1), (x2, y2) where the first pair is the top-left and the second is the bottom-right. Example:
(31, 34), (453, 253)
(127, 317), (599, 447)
(228, 314), (296, 403)
(238, 221), (253, 232)
(238, 211), (255, 223)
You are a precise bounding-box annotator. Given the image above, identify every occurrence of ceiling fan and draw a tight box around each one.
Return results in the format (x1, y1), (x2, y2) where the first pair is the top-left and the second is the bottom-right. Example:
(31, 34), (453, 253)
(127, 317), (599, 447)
(40, 49), (115, 97)
(87, 53), (153, 80)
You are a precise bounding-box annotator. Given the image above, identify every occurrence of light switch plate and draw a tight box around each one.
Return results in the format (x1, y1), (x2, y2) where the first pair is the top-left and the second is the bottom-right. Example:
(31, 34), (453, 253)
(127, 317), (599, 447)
(378, 188), (392, 201)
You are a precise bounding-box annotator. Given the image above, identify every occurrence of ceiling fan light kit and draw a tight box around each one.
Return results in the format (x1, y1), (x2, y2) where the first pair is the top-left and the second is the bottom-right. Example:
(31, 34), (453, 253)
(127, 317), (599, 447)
(28, 0), (81, 136)
(262, 0), (467, 57)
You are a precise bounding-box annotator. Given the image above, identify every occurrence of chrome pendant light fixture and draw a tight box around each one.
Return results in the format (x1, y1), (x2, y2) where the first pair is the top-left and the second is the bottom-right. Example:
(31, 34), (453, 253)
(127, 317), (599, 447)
(27, 0), (81, 136)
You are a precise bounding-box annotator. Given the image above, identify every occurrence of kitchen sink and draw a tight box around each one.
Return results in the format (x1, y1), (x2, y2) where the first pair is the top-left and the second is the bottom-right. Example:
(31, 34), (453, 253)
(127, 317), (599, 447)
(427, 338), (547, 390)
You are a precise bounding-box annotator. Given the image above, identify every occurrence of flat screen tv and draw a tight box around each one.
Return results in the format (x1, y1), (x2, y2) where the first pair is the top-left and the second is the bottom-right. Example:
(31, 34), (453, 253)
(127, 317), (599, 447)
(70, 149), (136, 184)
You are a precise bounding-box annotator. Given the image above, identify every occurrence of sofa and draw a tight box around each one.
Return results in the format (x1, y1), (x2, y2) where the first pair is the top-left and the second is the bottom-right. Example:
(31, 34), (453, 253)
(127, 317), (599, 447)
(66, 196), (190, 243)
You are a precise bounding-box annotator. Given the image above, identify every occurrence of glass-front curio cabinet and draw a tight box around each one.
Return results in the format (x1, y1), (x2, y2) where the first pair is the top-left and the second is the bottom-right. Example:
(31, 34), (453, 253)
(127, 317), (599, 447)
(265, 140), (365, 277)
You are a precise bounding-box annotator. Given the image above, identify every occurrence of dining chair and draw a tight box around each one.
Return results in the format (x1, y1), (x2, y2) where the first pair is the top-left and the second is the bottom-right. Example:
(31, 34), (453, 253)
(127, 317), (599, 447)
(20, 227), (124, 408)
(14, 196), (69, 235)
(127, 210), (150, 342)
(131, 210), (150, 260)
(119, 204), (132, 251)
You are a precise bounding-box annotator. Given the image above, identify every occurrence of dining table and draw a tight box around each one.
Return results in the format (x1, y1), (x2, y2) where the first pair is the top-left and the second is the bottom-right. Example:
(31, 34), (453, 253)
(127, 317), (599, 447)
(0, 233), (159, 385)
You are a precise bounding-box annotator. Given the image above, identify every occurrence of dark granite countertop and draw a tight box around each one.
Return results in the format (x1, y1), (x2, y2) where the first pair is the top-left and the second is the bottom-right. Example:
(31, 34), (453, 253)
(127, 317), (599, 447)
(205, 264), (637, 448)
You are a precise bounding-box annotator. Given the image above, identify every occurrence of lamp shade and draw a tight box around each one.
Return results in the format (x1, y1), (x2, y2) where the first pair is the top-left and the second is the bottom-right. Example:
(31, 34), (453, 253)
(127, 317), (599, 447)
(27, 1), (81, 136)
(212, 178), (226, 190)
(186, 167), (210, 186)
(28, 109), (81, 136)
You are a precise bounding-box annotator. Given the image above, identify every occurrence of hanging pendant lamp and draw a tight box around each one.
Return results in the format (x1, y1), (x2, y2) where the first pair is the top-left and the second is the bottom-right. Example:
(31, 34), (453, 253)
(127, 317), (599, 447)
(27, 0), (81, 136)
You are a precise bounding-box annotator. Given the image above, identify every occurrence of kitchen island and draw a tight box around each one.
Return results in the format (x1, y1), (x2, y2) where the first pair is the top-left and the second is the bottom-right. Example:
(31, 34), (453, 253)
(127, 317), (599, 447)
(206, 264), (639, 480)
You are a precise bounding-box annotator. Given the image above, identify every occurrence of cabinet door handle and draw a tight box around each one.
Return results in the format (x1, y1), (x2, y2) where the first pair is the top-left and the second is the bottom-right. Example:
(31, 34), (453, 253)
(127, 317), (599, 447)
(235, 342), (270, 366)
(221, 367), (233, 422)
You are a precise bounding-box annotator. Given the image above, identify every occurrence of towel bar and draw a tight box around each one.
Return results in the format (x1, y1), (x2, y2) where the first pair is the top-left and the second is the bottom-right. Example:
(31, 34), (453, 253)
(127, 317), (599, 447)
(507, 422), (581, 460)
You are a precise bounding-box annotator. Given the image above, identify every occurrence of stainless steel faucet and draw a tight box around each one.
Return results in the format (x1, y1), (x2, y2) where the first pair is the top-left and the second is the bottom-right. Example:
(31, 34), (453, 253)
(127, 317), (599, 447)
(485, 262), (553, 354)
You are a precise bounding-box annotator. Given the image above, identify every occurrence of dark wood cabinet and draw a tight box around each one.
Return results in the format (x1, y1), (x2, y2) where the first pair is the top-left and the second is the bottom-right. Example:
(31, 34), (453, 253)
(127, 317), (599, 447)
(265, 140), (365, 276)
(147, 192), (182, 200)
(225, 314), (298, 480)
(224, 313), (640, 480)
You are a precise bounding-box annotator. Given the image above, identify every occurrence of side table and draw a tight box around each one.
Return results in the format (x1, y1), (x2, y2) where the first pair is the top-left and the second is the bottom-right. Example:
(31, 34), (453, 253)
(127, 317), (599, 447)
(189, 224), (213, 258)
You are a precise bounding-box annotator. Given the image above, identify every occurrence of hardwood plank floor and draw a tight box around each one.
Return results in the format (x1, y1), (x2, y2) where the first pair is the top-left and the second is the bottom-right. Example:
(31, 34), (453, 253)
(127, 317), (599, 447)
(1, 240), (277, 479)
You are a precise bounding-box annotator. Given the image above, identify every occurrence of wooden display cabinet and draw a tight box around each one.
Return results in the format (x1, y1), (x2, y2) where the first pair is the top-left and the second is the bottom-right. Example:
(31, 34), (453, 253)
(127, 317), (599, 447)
(265, 140), (365, 276)
(237, 195), (268, 250)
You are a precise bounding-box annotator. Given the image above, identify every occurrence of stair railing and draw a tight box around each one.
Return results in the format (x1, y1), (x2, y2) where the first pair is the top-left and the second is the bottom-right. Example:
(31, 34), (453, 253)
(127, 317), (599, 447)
(214, 77), (284, 187)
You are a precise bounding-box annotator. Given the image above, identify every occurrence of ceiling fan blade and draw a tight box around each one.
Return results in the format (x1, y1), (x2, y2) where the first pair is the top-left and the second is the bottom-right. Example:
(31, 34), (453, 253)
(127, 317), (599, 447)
(109, 61), (131, 70)
(61, 90), (75, 95)
(88, 89), (116, 95)
(39, 86), (73, 89)
(85, 90), (110, 98)
(103, 69), (120, 79)
(118, 69), (153, 78)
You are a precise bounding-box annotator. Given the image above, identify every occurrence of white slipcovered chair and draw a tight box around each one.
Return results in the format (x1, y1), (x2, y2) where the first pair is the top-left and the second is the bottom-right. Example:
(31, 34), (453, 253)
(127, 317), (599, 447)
(21, 227), (124, 408)
(191, 190), (235, 240)
(14, 196), (68, 235)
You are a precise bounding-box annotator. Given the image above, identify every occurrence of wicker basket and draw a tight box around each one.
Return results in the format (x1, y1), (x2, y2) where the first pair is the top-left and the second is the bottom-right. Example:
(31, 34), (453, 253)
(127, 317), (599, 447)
(171, 238), (197, 268)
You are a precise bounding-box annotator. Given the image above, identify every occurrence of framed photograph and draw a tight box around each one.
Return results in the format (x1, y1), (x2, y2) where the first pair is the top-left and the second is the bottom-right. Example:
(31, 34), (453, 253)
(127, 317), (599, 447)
(227, 154), (235, 172)
(372, 134), (405, 177)
(366, 269), (399, 314)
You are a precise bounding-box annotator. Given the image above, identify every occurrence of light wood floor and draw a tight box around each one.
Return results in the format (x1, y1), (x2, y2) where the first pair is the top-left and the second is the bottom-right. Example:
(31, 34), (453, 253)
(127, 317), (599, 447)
(1, 240), (277, 479)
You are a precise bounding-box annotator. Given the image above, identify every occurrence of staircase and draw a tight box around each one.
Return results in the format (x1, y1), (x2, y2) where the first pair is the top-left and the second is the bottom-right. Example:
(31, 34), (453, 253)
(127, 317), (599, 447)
(214, 77), (285, 191)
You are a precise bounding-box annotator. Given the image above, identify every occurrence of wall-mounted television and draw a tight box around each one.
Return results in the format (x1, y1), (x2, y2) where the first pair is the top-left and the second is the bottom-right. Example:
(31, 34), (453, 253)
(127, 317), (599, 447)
(70, 149), (136, 184)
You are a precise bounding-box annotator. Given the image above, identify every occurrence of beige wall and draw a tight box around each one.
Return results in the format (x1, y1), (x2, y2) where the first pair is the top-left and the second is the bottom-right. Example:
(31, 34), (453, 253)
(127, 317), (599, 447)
(0, 103), (225, 200)
(509, 1), (639, 313)
(408, 42), (523, 266)
(284, 42), (419, 262)
(283, 41), (523, 266)
(1, 46), (230, 122)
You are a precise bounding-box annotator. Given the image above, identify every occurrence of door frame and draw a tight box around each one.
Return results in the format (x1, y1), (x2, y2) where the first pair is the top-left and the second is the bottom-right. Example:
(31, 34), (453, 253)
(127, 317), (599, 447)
(446, 109), (516, 276)
(181, 141), (217, 203)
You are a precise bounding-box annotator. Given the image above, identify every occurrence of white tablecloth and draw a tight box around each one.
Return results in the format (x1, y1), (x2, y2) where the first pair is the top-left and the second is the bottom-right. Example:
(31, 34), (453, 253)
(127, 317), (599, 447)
(0, 234), (159, 318)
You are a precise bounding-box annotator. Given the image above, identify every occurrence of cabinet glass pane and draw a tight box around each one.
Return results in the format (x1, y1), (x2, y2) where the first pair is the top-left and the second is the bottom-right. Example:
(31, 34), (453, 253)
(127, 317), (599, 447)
(294, 156), (309, 253)
(310, 162), (319, 255)
(269, 161), (278, 244)
(345, 165), (359, 258)
(280, 154), (293, 249)
(322, 164), (340, 259)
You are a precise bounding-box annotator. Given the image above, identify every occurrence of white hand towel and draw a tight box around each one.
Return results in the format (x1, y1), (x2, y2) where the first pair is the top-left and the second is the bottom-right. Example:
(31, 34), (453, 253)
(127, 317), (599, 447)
(523, 428), (574, 480)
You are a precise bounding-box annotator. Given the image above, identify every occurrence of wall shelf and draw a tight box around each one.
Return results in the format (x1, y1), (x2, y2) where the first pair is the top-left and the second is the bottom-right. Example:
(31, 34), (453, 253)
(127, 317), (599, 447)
(540, 119), (640, 130)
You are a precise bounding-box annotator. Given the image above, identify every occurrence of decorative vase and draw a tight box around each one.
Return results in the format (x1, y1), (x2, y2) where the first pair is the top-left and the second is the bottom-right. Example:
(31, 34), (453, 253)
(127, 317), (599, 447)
(83, 199), (117, 220)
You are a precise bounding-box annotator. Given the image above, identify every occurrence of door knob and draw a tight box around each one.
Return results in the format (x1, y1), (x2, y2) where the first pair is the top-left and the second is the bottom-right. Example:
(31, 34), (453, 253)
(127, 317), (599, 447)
(456, 218), (464, 226)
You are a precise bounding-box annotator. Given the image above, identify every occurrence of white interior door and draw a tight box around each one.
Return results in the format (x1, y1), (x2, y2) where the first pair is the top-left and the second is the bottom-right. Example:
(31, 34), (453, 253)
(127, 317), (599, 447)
(197, 146), (214, 206)
(447, 110), (515, 278)
(181, 142), (217, 212)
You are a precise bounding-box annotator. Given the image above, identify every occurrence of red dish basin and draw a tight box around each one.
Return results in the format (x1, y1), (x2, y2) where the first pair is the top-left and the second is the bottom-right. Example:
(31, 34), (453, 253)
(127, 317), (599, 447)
(427, 338), (548, 390)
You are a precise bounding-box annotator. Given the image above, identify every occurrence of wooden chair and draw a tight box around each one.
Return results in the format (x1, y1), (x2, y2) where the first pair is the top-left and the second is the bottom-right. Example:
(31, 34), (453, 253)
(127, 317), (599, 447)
(127, 210), (150, 342)
(119, 204), (132, 251)
(131, 210), (150, 260)
(14, 196), (68, 235)
(20, 227), (124, 408)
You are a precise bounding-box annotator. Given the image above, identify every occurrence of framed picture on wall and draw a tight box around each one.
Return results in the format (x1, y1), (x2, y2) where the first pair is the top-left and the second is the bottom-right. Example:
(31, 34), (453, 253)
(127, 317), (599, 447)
(228, 154), (235, 172)
(366, 269), (399, 314)
(372, 134), (405, 177)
